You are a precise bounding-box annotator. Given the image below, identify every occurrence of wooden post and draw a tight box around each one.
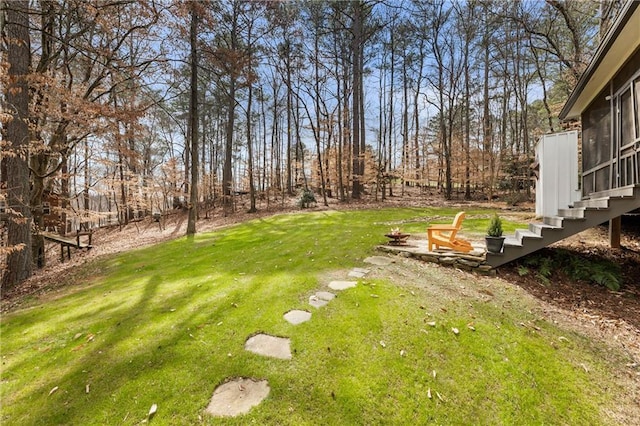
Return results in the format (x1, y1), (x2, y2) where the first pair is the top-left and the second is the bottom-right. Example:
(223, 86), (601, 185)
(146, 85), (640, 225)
(609, 216), (621, 248)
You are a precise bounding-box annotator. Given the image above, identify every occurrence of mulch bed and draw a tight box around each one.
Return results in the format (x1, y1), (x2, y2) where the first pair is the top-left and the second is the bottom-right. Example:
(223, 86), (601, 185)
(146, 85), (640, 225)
(500, 220), (640, 330)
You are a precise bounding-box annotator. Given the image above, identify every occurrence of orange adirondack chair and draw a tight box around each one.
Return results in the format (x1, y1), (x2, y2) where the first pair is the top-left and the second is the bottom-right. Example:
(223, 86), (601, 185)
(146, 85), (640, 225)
(427, 211), (473, 253)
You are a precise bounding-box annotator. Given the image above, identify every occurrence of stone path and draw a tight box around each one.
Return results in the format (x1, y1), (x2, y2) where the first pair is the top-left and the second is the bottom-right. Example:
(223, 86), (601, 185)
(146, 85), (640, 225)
(329, 280), (357, 291)
(205, 378), (270, 417)
(244, 333), (292, 360)
(206, 255), (393, 417)
(283, 309), (312, 325)
(308, 290), (335, 308)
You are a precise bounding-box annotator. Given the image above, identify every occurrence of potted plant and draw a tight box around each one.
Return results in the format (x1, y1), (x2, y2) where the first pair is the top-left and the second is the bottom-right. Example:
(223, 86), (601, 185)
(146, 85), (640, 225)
(485, 214), (505, 253)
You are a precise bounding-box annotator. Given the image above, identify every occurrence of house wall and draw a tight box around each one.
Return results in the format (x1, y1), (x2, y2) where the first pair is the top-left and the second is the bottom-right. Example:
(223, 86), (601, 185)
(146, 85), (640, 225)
(581, 46), (640, 196)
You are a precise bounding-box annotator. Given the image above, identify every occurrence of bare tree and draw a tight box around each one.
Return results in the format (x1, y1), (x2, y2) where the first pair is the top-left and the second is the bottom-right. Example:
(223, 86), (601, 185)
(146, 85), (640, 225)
(186, 3), (199, 236)
(1, 0), (33, 289)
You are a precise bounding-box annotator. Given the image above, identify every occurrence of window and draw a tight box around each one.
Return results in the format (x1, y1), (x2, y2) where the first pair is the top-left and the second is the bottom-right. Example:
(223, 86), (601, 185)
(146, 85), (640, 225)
(43, 202), (51, 215)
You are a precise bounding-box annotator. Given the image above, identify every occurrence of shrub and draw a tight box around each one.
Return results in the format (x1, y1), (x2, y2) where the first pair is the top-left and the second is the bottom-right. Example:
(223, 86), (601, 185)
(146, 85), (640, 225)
(519, 249), (621, 291)
(486, 214), (503, 237)
(298, 189), (316, 209)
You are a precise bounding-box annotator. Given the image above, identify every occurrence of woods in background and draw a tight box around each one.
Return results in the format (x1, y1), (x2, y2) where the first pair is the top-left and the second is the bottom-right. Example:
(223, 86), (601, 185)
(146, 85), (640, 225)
(0, 0), (617, 288)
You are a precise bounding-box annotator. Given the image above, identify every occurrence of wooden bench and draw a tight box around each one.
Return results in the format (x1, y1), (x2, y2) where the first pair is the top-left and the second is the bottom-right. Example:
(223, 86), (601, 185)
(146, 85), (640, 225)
(42, 230), (93, 261)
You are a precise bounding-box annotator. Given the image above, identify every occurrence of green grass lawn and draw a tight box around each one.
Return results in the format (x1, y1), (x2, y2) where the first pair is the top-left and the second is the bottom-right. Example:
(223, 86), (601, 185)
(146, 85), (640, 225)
(0, 208), (632, 425)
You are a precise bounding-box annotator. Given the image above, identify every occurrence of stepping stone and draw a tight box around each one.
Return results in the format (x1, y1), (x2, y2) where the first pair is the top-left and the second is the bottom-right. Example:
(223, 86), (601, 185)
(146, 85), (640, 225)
(205, 378), (270, 417)
(329, 280), (357, 291)
(348, 268), (369, 278)
(244, 334), (292, 360)
(316, 291), (336, 301)
(308, 291), (335, 308)
(283, 310), (312, 325)
(364, 256), (394, 266)
(308, 296), (329, 308)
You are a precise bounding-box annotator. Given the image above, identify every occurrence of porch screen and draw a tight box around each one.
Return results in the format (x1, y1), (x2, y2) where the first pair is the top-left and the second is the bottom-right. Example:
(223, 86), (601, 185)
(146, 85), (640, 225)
(582, 88), (611, 193)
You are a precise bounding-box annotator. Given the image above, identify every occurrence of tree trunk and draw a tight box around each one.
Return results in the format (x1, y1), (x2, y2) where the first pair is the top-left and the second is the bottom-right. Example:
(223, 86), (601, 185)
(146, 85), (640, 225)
(482, 41), (491, 196)
(313, 28), (329, 206)
(285, 46), (293, 195)
(187, 5), (199, 235)
(402, 48), (409, 192)
(2, 0), (33, 290)
(388, 28), (394, 198)
(247, 82), (257, 213)
(464, 38), (471, 200)
(223, 7), (238, 216)
(351, 1), (364, 199)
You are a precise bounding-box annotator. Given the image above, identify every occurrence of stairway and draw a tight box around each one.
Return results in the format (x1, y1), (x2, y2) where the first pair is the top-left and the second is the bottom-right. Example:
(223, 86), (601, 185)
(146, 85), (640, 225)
(486, 185), (640, 268)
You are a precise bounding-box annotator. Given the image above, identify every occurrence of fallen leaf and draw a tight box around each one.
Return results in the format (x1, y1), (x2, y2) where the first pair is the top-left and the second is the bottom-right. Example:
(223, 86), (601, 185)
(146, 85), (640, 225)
(85, 384), (90, 394)
(86, 334), (95, 342)
(427, 388), (432, 399)
(427, 321), (436, 327)
(73, 333), (83, 340)
(379, 340), (386, 348)
(432, 370), (437, 379)
(400, 349), (406, 357)
(452, 327), (459, 335)
(48, 386), (59, 396)
(148, 403), (157, 419)
(436, 391), (444, 401)
(467, 324), (476, 331)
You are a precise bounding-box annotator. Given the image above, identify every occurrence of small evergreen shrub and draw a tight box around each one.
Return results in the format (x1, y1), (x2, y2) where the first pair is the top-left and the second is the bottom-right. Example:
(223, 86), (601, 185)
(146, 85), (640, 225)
(298, 189), (316, 209)
(486, 214), (503, 237)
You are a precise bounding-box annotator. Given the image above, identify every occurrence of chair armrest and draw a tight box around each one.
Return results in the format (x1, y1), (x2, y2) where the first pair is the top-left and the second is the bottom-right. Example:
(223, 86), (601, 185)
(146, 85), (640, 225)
(427, 225), (458, 231)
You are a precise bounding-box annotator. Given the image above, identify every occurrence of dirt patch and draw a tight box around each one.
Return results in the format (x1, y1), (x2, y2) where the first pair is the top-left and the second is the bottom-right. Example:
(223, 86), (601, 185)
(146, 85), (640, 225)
(500, 223), (640, 331)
